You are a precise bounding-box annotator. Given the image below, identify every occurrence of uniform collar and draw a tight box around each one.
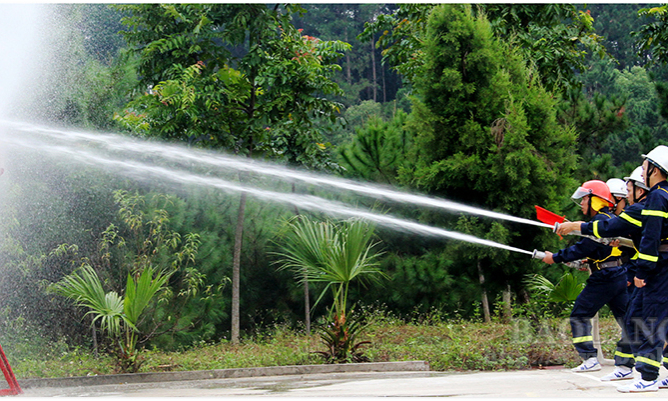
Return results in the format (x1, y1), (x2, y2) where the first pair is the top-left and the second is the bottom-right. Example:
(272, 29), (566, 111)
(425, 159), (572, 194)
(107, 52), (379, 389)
(650, 180), (668, 191)
(596, 206), (611, 216)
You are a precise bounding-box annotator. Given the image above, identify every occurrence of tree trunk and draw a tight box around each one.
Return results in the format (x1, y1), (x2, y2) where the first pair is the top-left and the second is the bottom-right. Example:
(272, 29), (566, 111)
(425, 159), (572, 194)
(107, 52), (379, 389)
(231, 190), (247, 344)
(370, 39), (377, 102)
(303, 276), (311, 333)
(381, 60), (386, 103)
(345, 30), (351, 86)
(292, 182), (311, 333)
(502, 284), (512, 323)
(477, 259), (491, 323)
(92, 317), (98, 358)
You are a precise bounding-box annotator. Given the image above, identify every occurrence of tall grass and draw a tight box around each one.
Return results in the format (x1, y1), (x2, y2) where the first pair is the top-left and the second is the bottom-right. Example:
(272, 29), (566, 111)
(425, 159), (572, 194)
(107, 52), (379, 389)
(2, 305), (623, 379)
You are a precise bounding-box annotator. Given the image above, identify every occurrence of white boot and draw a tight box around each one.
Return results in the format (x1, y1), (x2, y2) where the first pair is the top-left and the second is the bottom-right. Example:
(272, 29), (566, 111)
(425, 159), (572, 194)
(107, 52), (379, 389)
(600, 365), (633, 381)
(659, 376), (668, 388)
(571, 357), (601, 372)
(616, 378), (658, 392)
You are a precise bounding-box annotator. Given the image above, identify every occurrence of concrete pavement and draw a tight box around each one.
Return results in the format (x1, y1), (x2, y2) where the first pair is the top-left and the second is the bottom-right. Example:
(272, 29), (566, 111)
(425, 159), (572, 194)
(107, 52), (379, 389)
(16, 363), (668, 397)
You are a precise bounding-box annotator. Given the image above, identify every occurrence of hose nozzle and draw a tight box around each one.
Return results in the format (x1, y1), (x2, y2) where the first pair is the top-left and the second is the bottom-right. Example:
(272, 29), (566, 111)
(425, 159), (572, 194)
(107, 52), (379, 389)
(553, 221), (581, 236)
(532, 249), (546, 260)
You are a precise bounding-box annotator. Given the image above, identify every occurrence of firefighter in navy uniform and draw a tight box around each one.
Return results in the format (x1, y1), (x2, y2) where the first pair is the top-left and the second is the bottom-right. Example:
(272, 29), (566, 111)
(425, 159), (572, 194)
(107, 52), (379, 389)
(540, 180), (627, 373)
(621, 167), (650, 296)
(607, 178), (628, 216)
(557, 168), (649, 381)
(615, 146), (668, 393)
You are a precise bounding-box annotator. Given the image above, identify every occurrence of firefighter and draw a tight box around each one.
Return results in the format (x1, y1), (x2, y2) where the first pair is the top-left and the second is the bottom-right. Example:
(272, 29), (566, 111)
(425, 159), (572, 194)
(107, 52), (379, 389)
(540, 180), (627, 373)
(627, 166), (649, 206)
(615, 146), (668, 392)
(607, 178), (628, 216)
(622, 166), (650, 294)
(557, 168), (648, 381)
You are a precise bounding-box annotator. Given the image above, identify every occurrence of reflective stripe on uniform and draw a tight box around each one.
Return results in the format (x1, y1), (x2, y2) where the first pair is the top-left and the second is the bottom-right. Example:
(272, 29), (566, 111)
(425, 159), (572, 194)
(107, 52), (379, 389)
(641, 209), (668, 218)
(636, 356), (662, 368)
(593, 221), (601, 238)
(572, 336), (593, 344)
(614, 350), (635, 359)
(638, 253), (659, 262)
(619, 212), (642, 227)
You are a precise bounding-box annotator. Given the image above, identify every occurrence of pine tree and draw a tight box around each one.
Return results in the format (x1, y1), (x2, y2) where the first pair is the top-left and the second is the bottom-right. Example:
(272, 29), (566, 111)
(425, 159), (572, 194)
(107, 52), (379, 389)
(400, 4), (578, 314)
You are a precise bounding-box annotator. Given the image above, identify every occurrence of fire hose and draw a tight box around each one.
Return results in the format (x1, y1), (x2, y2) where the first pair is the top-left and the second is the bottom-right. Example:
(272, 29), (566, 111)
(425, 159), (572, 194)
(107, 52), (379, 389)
(531, 222), (634, 261)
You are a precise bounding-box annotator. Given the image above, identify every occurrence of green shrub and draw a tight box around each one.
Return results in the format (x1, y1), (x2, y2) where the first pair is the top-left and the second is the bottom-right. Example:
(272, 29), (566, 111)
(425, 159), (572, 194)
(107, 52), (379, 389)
(4, 306), (624, 378)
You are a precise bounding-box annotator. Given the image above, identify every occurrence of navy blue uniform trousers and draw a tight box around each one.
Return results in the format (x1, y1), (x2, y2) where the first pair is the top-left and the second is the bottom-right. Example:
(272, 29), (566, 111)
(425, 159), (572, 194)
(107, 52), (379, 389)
(571, 271), (630, 363)
(625, 284), (668, 380)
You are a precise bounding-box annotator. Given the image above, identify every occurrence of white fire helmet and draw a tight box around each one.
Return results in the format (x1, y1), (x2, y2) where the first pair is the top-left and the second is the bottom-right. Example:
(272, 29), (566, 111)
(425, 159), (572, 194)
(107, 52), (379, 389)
(624, 166), (649, 191)
(642, 145), (668, 175)
(606, 178), (628, 198)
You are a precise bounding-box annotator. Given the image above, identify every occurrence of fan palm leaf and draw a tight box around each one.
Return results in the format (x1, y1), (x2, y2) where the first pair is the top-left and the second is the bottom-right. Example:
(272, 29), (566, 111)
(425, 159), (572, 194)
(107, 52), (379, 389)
(550, 272), (585, 303)
(47, 264), (125, 337)
(275, 216), (385, 316)
(124, 265), (172, 327)
(523, 273), (556, 294)
(524, 271), (584, 303)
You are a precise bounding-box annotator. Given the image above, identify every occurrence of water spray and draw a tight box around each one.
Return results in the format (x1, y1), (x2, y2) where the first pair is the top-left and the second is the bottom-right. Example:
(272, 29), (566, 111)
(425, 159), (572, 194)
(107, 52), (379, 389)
(0, 119), (553, 230)
(0, 133), (541, 257)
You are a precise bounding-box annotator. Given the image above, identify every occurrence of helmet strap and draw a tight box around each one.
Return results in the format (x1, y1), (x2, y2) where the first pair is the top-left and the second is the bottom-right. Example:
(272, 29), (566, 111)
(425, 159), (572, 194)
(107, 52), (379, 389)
(614, 197), (626, 213)
(635, 184), (647, 203)
(646, 163), (656, 188)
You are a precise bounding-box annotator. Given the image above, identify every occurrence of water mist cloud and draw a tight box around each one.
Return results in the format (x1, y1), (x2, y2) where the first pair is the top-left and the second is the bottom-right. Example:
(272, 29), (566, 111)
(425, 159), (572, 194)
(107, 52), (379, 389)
(0, 5), (44, 117)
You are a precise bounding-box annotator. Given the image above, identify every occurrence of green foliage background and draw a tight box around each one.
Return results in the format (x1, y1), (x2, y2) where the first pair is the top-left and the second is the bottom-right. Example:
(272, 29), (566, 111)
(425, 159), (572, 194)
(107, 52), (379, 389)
(1, 3), (667, 355)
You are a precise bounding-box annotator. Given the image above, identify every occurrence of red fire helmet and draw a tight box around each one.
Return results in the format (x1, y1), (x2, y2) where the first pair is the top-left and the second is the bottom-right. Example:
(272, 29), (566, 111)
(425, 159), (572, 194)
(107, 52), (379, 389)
(571, 180), (614, 206)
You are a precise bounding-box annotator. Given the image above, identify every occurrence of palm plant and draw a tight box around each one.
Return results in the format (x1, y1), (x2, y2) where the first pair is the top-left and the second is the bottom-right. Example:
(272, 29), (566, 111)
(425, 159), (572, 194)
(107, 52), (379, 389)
(48, 264), (171, 372)
(524, 271), (585, 314)
(275, 215), (385, 363)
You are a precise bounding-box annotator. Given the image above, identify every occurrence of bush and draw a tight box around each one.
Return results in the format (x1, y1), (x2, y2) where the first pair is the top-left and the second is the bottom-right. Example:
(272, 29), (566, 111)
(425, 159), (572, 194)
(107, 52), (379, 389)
(4, 305), (624, 378)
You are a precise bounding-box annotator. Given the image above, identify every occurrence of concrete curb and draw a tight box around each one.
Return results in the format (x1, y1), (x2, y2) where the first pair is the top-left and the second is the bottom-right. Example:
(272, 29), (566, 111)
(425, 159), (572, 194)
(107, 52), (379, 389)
(18, 360), (429, 389)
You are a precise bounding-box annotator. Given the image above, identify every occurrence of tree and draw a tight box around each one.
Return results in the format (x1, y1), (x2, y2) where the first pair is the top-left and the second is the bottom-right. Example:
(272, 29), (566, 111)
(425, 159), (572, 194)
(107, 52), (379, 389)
(362, 4), (608, 93)
(398, 4), (578, 313)
(634, 5), (668, 66)
(337, 110), (409, 184)
(293, 4), (401, 107)
(481, 4), (609, 93)
(557, 86), (628, 181)
(113, 4), (349, 342)
(600, 65), (667, 173)
(358, 4), (433, 87)
(589, 4), (647, 70)
(486, 5), (629, 182)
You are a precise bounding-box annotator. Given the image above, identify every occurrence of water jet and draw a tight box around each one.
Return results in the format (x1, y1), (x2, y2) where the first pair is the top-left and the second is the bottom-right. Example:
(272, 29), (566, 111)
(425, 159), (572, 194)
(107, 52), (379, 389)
(0, 119), (552, 231)
(0, 125), (535, 256)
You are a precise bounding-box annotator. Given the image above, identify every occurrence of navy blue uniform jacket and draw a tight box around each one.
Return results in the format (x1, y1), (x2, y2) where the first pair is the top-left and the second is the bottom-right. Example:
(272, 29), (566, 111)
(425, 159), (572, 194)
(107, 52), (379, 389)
(552, 207), (625, 280)
(635, 180), (668, 302)
(580, 200), (645, 282)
